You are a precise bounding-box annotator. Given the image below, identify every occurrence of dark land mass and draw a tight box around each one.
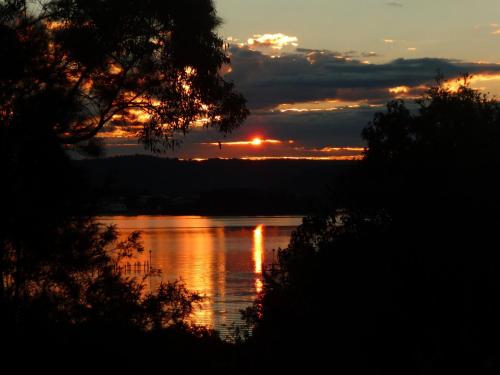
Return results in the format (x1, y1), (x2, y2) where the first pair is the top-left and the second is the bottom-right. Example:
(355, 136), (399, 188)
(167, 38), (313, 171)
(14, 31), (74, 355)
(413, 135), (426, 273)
(75, 156), (357, 215)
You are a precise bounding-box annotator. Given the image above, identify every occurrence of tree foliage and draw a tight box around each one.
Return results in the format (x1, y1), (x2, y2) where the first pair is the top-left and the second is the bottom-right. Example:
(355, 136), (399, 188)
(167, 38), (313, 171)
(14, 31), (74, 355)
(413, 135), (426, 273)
(363, 75), (500, 169)
(361, 75), (500, 211)
(0, 0), (248, 153)
(243, 78), (500, 374)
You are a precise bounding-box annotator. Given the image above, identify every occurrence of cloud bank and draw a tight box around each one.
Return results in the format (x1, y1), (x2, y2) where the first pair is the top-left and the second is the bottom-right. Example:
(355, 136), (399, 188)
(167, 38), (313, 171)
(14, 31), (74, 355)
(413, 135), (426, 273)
(226, 46), (500, 110)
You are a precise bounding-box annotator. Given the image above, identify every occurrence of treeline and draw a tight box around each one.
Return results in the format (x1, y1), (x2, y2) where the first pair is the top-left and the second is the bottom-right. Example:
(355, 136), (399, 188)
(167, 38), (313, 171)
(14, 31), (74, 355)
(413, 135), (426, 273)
(76, 157), (356, 215)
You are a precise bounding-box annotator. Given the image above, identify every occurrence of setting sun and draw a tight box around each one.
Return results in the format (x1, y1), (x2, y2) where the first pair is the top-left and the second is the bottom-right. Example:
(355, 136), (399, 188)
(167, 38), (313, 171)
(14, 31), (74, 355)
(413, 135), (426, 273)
(251, 137), (263, 146)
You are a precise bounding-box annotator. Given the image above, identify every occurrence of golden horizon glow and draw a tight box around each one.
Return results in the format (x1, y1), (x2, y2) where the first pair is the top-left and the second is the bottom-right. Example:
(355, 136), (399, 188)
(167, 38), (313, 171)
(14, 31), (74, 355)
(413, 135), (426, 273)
(318, 147), (366, 152)
(178, 155), (364, 161)
(205, 139), (283, 146)
(239, 155), (364, 161)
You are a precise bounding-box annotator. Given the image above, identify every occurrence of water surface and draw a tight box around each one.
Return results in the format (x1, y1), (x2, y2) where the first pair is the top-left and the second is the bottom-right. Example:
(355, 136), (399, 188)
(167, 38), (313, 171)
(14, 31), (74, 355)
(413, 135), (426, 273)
(98, 215), (302, 333)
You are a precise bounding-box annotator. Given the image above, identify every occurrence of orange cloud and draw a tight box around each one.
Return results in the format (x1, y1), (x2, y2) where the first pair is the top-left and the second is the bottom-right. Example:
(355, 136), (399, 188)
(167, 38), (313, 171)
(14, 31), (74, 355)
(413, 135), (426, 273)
(97, 127), (141, 138)
(317, 147), (365, 152)
(444, 74), (500, 93)
(388, 85), (427, 98)
(389, 86), (410, 95)
(273, 99), (367, 113)
(247, 33), (299, 50)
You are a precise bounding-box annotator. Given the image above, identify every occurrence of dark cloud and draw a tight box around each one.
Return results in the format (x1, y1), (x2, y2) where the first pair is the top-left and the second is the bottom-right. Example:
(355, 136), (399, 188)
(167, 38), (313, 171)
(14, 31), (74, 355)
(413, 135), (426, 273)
(226, 46), (500, 110)
(387, 2), (403, 7)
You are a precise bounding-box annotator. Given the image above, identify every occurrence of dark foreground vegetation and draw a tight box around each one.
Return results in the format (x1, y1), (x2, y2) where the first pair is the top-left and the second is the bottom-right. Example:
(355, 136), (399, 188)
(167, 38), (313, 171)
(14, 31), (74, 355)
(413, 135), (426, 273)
(242, 77), (500, 374)
(3, 0), (500, 373)
(0, 0), (246, 372)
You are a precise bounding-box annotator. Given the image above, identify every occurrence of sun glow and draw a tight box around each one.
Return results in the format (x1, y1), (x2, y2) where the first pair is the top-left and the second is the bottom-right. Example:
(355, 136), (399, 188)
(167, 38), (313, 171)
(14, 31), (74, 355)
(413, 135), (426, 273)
(251, 137), (263, 146)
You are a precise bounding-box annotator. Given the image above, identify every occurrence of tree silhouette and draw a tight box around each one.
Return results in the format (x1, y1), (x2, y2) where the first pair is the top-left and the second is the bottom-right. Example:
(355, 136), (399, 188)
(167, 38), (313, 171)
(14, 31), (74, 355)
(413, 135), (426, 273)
(0, 0), (248, 152)
(243, 77), (500, 374)
(0, 1), (245, 370)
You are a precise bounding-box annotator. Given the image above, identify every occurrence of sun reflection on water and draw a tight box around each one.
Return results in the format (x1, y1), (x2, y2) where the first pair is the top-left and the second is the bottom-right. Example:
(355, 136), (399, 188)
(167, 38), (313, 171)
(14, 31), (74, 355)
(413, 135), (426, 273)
(253, 224), (264, 293)
(253, 225), (264, 274)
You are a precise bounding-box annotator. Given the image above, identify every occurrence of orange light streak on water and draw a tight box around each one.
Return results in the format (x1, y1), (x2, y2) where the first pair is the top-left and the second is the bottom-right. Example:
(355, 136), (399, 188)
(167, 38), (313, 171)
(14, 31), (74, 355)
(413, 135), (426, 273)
(253, 225), (264, 293)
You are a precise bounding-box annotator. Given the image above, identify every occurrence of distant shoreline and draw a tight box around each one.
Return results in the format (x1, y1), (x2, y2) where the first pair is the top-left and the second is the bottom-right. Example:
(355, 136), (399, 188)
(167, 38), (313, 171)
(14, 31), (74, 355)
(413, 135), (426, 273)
(78, 156), (356, 217)
(95, 211), (308, 217)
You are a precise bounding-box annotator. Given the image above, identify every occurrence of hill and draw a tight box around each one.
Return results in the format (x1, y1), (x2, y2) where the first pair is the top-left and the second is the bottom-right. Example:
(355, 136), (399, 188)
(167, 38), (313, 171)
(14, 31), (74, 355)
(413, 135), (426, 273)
(75, 156), (357, 215)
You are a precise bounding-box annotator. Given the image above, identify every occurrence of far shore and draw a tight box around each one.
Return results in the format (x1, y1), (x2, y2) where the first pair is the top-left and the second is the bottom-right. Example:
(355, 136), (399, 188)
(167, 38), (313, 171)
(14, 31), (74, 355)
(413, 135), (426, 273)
(95, 211), (308, 218)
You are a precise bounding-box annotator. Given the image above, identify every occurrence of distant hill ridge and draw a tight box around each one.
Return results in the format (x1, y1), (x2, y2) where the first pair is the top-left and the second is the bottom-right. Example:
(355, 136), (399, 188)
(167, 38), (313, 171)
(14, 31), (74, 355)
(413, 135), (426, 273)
(75, 156), (356, 215)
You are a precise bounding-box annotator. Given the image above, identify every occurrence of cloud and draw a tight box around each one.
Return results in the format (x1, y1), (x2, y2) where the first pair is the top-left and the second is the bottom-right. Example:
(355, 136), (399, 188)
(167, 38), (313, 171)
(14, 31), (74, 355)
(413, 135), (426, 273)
(387, 2), (403, 7)
(247, 33), (299, 50)
(361, 51), (380, 58)
(226, 46), (500, 110)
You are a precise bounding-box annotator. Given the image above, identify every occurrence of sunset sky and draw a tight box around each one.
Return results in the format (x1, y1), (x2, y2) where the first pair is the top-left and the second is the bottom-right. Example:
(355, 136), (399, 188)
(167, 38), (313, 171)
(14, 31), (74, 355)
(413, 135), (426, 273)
(104, 0), (500, 160)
